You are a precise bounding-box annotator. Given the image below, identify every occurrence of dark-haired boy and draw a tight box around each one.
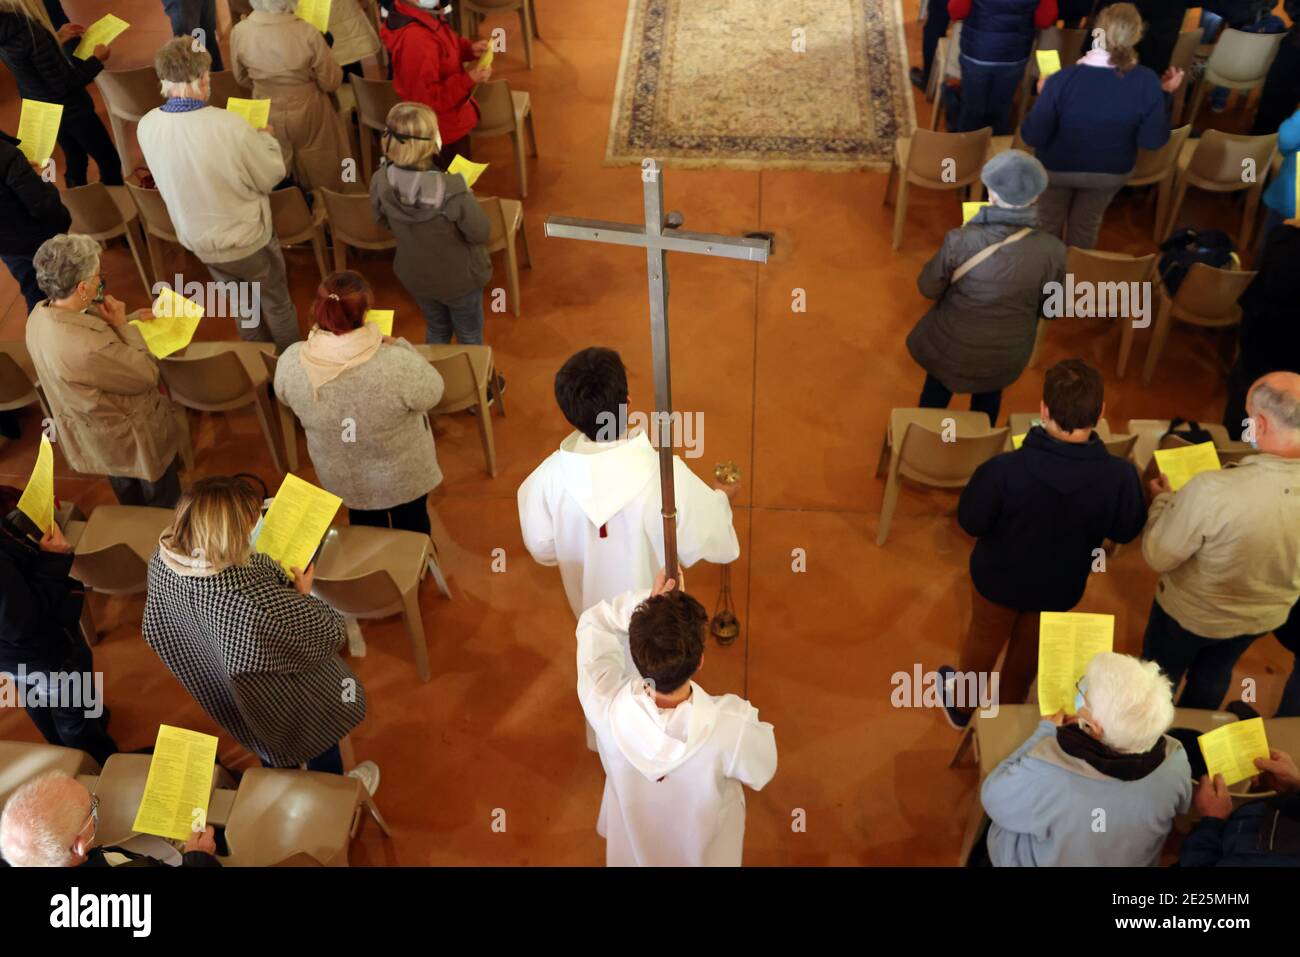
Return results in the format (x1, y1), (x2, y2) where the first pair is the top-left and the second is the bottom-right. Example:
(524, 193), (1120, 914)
(576, 570), (776, 866)
(937, 359), (1147, 727)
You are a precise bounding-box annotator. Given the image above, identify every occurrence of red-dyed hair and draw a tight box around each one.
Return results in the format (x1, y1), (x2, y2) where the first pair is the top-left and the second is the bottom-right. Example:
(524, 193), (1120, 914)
(312, 271), (372, 334)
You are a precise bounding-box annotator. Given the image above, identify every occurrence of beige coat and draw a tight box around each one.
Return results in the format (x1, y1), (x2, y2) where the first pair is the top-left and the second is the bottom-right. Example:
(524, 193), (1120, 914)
(328, 0), (381, 67)
(24, 303), (183, 481)
(230, 11), (353, 193)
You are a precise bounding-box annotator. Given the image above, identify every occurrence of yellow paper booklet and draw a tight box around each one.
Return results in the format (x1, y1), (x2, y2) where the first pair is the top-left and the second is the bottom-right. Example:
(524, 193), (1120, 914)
(962, 201), (990, 225)
(1037, 612), (1114, 715)
(73, 14), (130, 59)
(16, 434), (55, 536)
(448, 155), (489, 189)
(16, 99), (63, 165)
(1153, 441), (1221, 492)
(1198, 717), (1270, 787)
(365, 309), (395, 336)
(253, 473), (342, 575)
(297, 0), (332, 33)
(1011, 433), (1026, 450)
(130, 288), (204, 358)
(226, 97), (271, 130)
(131, 725), (220, 842)
(478, 46), (494, 71)
(1036, 49), (1062, 77)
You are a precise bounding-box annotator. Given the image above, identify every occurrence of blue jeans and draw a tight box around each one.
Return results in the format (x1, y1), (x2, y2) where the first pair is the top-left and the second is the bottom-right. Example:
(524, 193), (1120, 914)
(420, 288), (485, 344)
(161, 0), (223, 71)
(949, 56), (1026, 135)
(1141, 598), (1265, 710)
(262, 743), (344, 775)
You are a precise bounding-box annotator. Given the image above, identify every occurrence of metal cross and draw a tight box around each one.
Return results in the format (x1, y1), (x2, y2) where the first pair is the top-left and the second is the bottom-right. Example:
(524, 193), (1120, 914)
(544, 158), (770, 584)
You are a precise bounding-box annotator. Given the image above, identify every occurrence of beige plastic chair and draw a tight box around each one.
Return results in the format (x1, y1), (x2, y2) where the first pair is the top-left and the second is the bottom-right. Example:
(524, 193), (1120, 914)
(65, 505), (173, 644)
(94, 67), (165, 173)
(161, 342), (288, 473)
(222, 766), (390, 867)
(312, 525), (451, 682)
(1142, 262), (1256, 385)
(460, 0), (539, 69)
(60, 184), (153, 296)
(0, 341), (41, 418)
(478, 196), (529, 317)
(470, 79), (538, 197)
(91, 753), (233, 848)
(1127, 124), (1192, 243)
(927, 22), (962, 130)
(1102, 433), (1139, 461)
(1162, 131), (1277, 248)
(1168, 29), (1204, 126)
(1126, 418), (1236, 470)
(348, 75), (398, 179)
(1187, 28), (1285, 126)
(1061, 247), (1159, 377)
(884, 127), (992, 250)
(270, 187), (329, 281)
(0, 740), (101, 810)
(874, 408), (1009, 545)
(125, 183), (183, 286)
(416, 344), (503, 477)
(318, 187), (396, 271)
(1017, 27), (1089, 127)
(258, 351), (299, 472)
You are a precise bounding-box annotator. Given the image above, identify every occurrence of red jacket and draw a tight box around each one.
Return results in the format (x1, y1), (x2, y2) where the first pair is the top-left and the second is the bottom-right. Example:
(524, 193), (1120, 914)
(381, 1), (480, 145)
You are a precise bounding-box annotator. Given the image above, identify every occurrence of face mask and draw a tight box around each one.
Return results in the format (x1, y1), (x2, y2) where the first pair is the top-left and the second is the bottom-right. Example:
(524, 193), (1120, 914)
(1074, 690), (1085, 714)
(415, 0), (449, 11)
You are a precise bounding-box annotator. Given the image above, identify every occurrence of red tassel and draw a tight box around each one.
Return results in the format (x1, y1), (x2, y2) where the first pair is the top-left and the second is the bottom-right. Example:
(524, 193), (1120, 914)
(599, 523), (608, 539)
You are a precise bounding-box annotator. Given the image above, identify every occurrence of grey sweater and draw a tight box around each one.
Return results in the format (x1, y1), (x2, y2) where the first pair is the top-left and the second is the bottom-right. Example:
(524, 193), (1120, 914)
(274, 338), (445, 510)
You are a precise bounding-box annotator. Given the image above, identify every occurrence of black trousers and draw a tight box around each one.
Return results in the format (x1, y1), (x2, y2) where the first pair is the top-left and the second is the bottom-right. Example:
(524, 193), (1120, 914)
(1, 636), (119, 766)
(0, 253), (43, 312)
(435, 135), (472, 172)
(918, 373), (1003, 426)
(348, 493), (432, 535)
(108, 460), (183, 509)
(58, 98), (123, 187)
(921, 0), (950, 80)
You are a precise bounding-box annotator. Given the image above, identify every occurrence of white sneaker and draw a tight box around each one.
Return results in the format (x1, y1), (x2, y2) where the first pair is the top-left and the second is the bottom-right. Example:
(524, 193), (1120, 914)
(347, 760), (380, 796)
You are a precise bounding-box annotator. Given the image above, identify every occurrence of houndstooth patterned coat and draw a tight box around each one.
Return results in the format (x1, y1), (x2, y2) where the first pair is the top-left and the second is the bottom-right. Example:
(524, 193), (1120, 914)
(142, 552), (367, 766)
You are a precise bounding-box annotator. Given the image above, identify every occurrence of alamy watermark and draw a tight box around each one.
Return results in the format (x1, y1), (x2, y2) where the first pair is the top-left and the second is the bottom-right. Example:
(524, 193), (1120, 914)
(0, 667), (103, 719)
(1043, 275), (1152, 328)
(595, 403), (705, 459)
(152, 276), (260, 329)
(890, 664), (999, 719)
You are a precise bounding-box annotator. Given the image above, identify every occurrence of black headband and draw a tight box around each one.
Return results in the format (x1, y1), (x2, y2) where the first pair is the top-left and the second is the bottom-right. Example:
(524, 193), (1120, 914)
(384, 127), (433, 144)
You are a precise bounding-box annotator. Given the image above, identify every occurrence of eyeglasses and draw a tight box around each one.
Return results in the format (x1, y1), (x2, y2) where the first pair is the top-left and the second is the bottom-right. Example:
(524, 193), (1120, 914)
(75, 794), (99, 847)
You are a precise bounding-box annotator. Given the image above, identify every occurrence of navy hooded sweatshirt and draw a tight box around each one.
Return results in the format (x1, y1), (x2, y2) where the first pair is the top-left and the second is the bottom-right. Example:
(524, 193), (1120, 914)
(957, 427), (1148, 611)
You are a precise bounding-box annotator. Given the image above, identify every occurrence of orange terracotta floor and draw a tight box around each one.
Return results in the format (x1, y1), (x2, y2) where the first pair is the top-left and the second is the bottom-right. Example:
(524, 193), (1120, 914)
(0, 1), (1292, 865)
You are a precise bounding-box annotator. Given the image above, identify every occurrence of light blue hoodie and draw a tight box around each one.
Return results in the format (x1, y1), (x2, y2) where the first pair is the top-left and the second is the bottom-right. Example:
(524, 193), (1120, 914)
(1262, 109), (1300, 221)
(982, 720), (1193, 866)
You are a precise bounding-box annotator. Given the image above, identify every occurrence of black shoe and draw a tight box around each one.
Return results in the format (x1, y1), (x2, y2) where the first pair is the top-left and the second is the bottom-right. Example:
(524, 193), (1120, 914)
(936, 664), (973, 730)
(910, 66), (929, 91)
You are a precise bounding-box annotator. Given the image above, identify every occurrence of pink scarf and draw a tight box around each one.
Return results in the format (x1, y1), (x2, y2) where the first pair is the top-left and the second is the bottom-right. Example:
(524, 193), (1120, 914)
(299, 323), (383, 399)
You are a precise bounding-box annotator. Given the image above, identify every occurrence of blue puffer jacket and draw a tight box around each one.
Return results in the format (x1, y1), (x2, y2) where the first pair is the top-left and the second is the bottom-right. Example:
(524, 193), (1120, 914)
(960, 0), (1041, 63)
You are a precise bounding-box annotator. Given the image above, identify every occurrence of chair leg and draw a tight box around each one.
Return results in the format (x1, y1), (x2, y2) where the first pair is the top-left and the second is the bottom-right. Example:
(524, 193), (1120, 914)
(400, 589), (431, 682)
(891, 178), (909, 251)
(518, 218), (532, 268)
(1162, 179), (1188, 241)
(948, 725), (975, 768)
(310, 226), (329, 282)
(425, 546), (452, 599)
(123, 221), (153, 298)
(489, 365), (506, 417)
(364, 796), (393, 837)
(511, 129), (527, 198)
(876, 465), (902, 546)
(1141, 297), (1175, 386)
(519, 4), (535, 69)
(528, 0), (539, 36)
(333, 240), (348, 273)
(875, 433), (891, 478)
(883, 157), (897, 206)
(1153, 175), (1173, 244)
(144, 233), (168, 291)
(504, 233), (522, 317)
(475, 397), (497, 478)
(1118, 313), (1136, 379)
(930, 84), (943, 130)
(80, 600), (98, 647)
(251, 390), (288, 473)
(524, 110), (538, 156)
(277, 401), (299, 471)
(1240, 183), (1263, 252)
(345, 617), (366, 657)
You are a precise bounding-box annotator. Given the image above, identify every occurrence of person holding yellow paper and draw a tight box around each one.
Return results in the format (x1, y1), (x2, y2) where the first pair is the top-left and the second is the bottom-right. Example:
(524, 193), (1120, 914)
(143, 476), (378, 792)
(0, 771), (220, 866)
(980, 652), (1191, 867)
(275, 271), (445, 533)
(1142, 372), (1300, 709)
(1181, 748), (1300, 866)
(0, 0), (122, 187)
(230, 0), (354, 193)
(0, 486), (118, 764)
(25, 234), (185, 507)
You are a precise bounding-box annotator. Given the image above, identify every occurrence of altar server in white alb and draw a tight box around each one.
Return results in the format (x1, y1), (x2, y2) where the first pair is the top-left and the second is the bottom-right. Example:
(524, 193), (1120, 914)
(577, 570), (777, 866)
(517, 347), (740, 620)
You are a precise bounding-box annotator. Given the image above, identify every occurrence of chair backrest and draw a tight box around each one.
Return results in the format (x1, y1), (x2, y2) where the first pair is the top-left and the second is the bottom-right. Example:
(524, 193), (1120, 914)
(893, 412), (1009, 487)
(1065, 246), (1157, 288)
(95, 67), (165, 121)
(940, 22), (964, 81)
(1169, 28), (1204, 71)
(92, 753), (221, 846)
(1103, 433), (1139, 460)
(0, 348), (38, 410)
(349, 74), (399, 132)
(223, 767), (362, 867)
(319, 187), (396, 249)
(907, 127), (992, 188)
(160, 349), (256, 408)
(1205, 28), (1285, 85)
(126, 183), (180, 242)
(209, 70), (251, 107)
(1130, 124), (1192, 182)
(473, 78), (515, 132)
(60, 183), (130, 238)
(311, 566), (404, 615)
(1186, 130), (1278, 187)
(429, 350), (484, 413)
(477, 196), (511, 250)
(70, 543), (150, 593)
(260, 349), (279, 383)
(270, 186), (315, 242)
(0, 740), (100, 810)
(1172, 262), (1256, 322)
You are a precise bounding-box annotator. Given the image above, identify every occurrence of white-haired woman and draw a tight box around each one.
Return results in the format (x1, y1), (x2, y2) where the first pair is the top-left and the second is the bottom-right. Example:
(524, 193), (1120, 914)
(980, 652), (1193, 866)
(230, 0), (355, 193)
(23, 233), (184, 507)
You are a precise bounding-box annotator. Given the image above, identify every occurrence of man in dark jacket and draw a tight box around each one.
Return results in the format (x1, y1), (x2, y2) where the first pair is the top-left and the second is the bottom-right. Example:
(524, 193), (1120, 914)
(946, 0), (1059, 134)
(937, 359), (1148, 727)
(0, 129), (71, 313)
(0, 489), (117, 764)
(1180, 749), (1300, 866)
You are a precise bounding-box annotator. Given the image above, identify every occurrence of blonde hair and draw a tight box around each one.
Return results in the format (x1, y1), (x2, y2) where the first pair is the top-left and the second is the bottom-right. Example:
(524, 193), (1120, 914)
(0, 0), (59, 43)
(1094, 3), (1144, 74)
(1083, 653), (1175, 754)
(381, 102), (443, 170)
(166, 476), (264, 570)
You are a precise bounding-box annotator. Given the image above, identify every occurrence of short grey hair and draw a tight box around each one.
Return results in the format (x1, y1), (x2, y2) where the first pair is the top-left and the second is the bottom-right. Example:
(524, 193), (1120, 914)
(33, 233), (102, 301)
(1250, 380), (1300, 435)
(154, 35), (212, 97)
(0, 772), (88, 867)
(250, 0), (298, 12)
(1083, 653), (1175, 754)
